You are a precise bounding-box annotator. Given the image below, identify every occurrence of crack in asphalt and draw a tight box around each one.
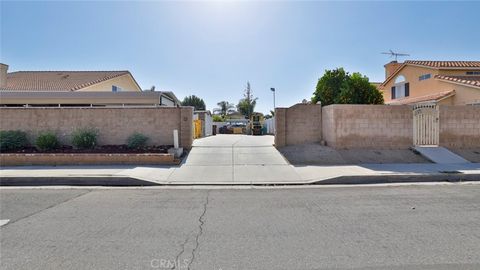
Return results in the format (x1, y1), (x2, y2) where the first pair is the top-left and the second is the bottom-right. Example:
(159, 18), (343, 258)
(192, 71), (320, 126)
(187, 191), (210, 270)
(172, 232), (190, 270)
(171, 191), (210, 270)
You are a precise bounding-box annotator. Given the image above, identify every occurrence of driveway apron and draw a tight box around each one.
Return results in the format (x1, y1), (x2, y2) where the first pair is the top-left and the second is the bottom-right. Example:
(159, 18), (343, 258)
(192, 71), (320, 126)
(167, 135), (301, 184)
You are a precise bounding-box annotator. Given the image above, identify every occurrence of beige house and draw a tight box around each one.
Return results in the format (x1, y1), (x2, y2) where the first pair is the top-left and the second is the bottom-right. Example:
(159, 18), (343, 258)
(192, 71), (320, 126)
(0, 63), (180, 107)
(379, 60), (480, 105)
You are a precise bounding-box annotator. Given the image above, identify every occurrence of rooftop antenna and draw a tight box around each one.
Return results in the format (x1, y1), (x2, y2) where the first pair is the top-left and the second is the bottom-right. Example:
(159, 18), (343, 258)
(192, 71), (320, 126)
(381, 50), (410, 61)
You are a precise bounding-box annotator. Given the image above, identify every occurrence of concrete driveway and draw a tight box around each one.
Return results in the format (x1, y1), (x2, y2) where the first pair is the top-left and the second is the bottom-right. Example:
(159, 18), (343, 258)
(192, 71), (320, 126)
(167, 135), (301, 184)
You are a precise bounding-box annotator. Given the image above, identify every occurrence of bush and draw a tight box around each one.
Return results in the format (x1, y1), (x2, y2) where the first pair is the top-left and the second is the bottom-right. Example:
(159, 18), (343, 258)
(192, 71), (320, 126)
(127, 133), (149, 149)
(36, 132), (60, 151)
(0, 130), (29, 151)
(212, 115), (224, 122)
(71, 128), (98, 149)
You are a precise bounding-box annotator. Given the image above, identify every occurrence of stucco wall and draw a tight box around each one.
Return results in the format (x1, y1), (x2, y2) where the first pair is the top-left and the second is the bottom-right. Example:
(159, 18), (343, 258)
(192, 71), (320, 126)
(381, 65), (442, 102)
(440, 106), (480, 148)
(381, 65), (480, 105)
(79, 74), (141, 92)
(275, 104), (322, 147)
(0, 107), (193, 148)
(442, 83), (480, 105)
(322, 105), (413, 149)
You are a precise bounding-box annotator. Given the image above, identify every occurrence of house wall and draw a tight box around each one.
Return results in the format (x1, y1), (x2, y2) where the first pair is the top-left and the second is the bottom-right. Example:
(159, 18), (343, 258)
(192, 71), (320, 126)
(439, 106), (480, 148)
(381, 65), (480, 105)
(0, 107), (193, 148)
(438, 69), (480, 76)
(274, 104), (322, 147)
(438, 82), (480, 105)
(381, 65), (443, 102)
(79, 74), (141, 92)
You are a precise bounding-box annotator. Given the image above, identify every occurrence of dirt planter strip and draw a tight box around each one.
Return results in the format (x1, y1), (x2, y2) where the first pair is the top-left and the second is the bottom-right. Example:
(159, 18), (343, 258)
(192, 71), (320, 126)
(0, 153), (176, 166)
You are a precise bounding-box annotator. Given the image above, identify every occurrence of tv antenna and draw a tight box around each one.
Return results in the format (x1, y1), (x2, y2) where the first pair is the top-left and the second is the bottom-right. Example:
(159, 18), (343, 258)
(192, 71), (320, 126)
(381, 50), (410, 61)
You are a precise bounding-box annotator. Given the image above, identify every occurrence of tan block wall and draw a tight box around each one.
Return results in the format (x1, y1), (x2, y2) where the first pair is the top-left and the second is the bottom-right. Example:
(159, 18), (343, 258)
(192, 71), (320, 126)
(0, 153), (175, 166)
(275, 104), (322, 147)
(276, 103), (480, 149)
(322, 105), (413, 149)
(274, 108), (286, 147)
(439, 106), (480, 148)
(321, 106), (336, 146)
(0, 107), (194, 148)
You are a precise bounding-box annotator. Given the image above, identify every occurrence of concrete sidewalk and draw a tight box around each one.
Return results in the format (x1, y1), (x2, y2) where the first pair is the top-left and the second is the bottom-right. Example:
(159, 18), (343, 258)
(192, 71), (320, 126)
(2, 135), (479, 186)
(1, 162), (479, 186)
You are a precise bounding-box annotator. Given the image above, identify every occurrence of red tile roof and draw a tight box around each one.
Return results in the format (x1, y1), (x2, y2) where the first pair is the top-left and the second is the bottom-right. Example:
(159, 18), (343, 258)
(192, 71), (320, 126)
(380, 60), (480, 87)
(435, 75), (480, 88)
(386, 90), (456, 105)
(405, 60), (480, 68)
(0, 71), (131, 91)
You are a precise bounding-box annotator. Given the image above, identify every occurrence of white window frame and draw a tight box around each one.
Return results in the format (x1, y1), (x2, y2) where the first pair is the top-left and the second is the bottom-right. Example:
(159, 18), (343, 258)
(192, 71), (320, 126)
(393, 75), (406, 99)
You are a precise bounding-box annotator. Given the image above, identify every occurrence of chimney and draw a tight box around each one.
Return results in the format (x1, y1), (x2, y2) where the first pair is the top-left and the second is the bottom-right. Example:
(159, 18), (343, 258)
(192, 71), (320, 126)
(0, 63), (8, 88)
(384, 61), (402, 79)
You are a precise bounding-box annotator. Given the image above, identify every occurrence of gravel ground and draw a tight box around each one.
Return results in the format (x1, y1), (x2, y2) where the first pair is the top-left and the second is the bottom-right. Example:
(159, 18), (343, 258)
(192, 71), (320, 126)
(279, 143), (430, 165)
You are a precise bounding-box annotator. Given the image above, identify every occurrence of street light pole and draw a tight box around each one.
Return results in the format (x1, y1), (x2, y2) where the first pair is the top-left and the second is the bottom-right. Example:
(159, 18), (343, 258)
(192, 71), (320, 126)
(270, 87), (276, 111)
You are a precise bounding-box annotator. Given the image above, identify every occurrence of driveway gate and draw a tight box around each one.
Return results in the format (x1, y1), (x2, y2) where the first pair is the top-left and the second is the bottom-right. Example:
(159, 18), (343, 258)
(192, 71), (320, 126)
(413, 104), (439, 146)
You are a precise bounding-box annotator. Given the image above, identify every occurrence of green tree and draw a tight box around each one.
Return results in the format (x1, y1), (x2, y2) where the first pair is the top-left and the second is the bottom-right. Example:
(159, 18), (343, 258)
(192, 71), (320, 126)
(213, 101), (236, 117)
(181, 95), (206, 110)
(212, 115), (224, 122)
(312, 68), (384, 106)
(337, 73), (384, 104)
(237, 82), (258, 119)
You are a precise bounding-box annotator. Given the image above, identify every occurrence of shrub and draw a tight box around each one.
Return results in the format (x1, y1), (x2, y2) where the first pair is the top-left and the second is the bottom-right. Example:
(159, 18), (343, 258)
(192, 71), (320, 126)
(127, 133), (149, 149)
(212, 115), (224, 122)
(71, 128), (98, 149)
(36, 132), (60, 151)
(0, 130), (29, 151)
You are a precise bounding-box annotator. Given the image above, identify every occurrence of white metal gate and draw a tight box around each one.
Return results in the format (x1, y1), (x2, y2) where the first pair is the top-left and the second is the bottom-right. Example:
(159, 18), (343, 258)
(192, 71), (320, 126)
(413, 104), (439, 146)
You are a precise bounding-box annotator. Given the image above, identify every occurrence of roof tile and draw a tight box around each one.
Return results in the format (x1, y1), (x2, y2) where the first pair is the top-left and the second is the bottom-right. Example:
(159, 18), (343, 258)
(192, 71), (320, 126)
(0, 71), (129, 91)
(435, 75), (480, 88)
(405, 60), (480, 68)
(386, 90), (456, 105)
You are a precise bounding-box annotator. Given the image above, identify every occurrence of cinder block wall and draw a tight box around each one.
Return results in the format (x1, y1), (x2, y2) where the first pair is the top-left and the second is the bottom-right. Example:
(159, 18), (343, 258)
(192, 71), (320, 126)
(440, 106), (480, 148)
(321, 105), (413, 149)
(0, 107), (194, 148)
(276, 103), (480, 150)
(275, 104), (322, 147)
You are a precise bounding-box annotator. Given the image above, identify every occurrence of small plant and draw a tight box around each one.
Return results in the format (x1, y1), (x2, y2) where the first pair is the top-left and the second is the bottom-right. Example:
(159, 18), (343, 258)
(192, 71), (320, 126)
(36, 132), (60, 151)
(71, 128), (98, 149)
(0, 130), (29, 151)
(127, 133), (149, 149)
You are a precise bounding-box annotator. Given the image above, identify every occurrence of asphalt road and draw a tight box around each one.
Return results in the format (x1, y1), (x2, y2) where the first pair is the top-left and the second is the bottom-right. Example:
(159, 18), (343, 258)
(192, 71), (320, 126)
(1, 184), (479, 270)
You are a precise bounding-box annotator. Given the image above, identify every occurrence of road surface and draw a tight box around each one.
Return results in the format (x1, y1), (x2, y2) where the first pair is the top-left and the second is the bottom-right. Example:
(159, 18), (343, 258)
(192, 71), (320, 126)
(1, 184), (479, 269)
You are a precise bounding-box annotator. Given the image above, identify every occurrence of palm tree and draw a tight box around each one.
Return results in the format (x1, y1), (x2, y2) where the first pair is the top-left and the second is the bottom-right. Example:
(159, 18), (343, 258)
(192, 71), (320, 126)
(213, 101), (236, 118)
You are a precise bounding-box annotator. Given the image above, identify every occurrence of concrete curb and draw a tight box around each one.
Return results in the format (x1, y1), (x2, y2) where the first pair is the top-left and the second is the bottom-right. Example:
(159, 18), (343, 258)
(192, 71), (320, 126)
(1, 173), (479, 187)
(311, 173), (480, 185)
(0, 177), (160, 186)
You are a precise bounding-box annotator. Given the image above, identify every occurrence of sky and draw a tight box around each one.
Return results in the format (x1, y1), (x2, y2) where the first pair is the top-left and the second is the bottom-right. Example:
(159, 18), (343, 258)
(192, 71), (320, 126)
(1, 1), (479, 114)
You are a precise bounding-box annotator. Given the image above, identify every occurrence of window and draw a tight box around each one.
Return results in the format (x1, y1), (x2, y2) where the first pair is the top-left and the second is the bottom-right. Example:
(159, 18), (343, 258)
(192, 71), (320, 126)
(466, 71), (480, 75)
(419, 74), (431, 81)
(391, 75), (409, 99)
(112, 85), (122, 92)
(394, 75), (406, 84)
